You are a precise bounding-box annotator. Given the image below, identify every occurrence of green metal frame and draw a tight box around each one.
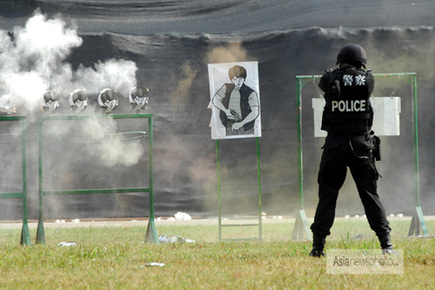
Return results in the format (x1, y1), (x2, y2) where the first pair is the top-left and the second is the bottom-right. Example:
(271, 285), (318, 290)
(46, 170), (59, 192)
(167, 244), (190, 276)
(216, 137), (263, 241)
(294, 72), (429, 239)
(36, 114), (158, 244)
(0, 116), (31, 245)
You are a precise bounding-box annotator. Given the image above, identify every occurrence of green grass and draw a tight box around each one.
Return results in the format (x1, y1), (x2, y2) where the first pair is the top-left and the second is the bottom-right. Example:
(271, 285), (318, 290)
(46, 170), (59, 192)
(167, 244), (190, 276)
(0, 219), (434, 289)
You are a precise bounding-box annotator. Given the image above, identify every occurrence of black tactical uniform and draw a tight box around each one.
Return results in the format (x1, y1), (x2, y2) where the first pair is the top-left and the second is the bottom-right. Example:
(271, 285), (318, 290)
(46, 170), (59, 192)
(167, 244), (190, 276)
(309, 44), (393, 257)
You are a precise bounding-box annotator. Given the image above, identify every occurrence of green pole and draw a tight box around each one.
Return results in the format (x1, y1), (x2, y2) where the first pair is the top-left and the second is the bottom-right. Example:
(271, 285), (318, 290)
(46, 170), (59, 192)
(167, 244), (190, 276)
(149, 116), (154, 219)
(216, 139), (222, 241)
(36, 117), (46, 244)
(256, 137), (263, 241)
(296, 77), (304, 209)
(145, 115), (159, 243)
(20, 117), (31, 245)
(411, 75), (421, 207)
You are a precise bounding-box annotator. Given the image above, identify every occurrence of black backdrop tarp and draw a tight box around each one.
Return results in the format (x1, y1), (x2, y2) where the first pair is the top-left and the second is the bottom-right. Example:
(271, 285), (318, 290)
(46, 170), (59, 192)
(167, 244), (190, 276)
(3, 0), (435, 34)
(1, 1), (435, 219)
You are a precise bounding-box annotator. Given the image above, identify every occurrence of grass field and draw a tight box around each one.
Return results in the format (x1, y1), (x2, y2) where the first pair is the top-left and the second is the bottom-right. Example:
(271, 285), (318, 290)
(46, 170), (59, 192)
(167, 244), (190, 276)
(1, 217), (434, 289)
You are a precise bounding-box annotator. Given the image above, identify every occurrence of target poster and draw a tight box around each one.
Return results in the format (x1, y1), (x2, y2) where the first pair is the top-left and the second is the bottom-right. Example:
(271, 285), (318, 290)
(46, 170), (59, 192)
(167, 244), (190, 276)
(208, 61), (261, 140)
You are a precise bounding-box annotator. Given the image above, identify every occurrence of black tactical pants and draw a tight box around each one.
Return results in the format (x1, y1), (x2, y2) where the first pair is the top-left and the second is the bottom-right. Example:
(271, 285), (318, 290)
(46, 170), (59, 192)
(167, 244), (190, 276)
(310, 134), (391, 239)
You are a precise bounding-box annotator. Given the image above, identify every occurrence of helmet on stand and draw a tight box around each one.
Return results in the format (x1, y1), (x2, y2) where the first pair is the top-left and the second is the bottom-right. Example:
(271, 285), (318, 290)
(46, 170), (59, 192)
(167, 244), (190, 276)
(98, 88), (119, 113)
(69, 89), (88, 112)
(129, 86), (149, 111)
(42, 90), (59, 113)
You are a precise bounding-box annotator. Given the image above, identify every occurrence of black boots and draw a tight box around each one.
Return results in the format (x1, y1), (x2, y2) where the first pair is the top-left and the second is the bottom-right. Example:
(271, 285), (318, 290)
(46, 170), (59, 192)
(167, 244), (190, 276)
(309, 233), (395, 257)
(309, 235), (326, 257)
(379, 233), (396, 255)
(309, 248), (325, 257)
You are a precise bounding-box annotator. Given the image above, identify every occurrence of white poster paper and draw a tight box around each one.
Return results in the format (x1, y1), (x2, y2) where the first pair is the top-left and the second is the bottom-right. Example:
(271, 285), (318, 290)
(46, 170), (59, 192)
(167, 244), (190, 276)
(208, 62), (261, 140)
(312, 97), (401, 137)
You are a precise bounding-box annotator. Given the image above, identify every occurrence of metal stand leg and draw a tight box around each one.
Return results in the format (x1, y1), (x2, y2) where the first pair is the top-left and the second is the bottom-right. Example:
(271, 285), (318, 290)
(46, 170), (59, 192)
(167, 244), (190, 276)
(408, 207), (430, 237)
(20, 222), (31, 246)
(145, 219), (159, 244)
(292, 209), (312, 241)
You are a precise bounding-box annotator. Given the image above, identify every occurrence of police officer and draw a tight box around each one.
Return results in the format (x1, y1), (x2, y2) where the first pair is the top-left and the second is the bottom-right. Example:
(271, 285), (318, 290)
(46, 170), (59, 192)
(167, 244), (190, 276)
(309, 44), (393, 257)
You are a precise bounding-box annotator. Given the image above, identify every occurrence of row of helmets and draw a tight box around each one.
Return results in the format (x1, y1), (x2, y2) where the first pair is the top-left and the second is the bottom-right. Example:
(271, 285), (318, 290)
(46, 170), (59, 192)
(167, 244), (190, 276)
(41, 87), (149, 114)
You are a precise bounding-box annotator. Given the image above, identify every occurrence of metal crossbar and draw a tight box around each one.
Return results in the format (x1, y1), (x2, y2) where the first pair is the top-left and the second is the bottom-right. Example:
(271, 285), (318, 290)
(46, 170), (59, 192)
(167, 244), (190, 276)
(0, 116), (31, 245)
(36, 114), (158, 244)
(216, 137), (263, 241)
(294, 72), (429, 239)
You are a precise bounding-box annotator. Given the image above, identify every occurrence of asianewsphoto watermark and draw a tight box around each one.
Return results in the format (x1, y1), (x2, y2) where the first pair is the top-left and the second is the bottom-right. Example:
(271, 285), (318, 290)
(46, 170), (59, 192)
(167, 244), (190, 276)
(326, 249), (404, 274)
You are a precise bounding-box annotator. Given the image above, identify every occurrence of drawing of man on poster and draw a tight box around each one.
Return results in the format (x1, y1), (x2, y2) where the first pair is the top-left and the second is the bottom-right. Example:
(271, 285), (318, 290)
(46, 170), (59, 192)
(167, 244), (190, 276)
(208, 62), (261, 139)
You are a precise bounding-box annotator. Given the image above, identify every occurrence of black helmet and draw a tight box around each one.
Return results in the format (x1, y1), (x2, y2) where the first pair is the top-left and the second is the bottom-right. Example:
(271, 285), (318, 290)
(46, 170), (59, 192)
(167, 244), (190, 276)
(43, 90), (58, 102)
(98, 88), (118, 104)
(71, 89), (87, 103)
(336, 44), (367, 68)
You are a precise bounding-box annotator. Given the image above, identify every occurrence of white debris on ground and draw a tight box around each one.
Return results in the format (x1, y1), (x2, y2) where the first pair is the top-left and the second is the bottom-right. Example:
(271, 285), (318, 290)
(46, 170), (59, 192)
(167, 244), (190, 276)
(158, 235), (195, 243)
(58, 241), (77, 247)
(156, 212), (196, 243)
(174, 212), (192, 221)
(56, 218), (80, 223)
(156, 212), (193, 221)
(145, 262), (165, 267)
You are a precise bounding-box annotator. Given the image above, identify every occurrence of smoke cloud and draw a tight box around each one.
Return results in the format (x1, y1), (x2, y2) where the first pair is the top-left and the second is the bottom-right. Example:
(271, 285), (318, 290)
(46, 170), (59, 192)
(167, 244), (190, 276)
(0, 11), (138, 117)
(1, 12), (80, 113)
(206, 43), (248, 64)
(80, 118), (145, 167)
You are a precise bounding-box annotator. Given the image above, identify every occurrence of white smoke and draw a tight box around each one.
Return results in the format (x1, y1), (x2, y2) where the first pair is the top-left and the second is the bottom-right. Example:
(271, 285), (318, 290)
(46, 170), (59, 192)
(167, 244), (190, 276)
(74, 60), (138, 96)
(0, 11), (137, 115)
(81, 118), (145, 167)
(0, 12), (81, 111)
(0, 11), (143, 169)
